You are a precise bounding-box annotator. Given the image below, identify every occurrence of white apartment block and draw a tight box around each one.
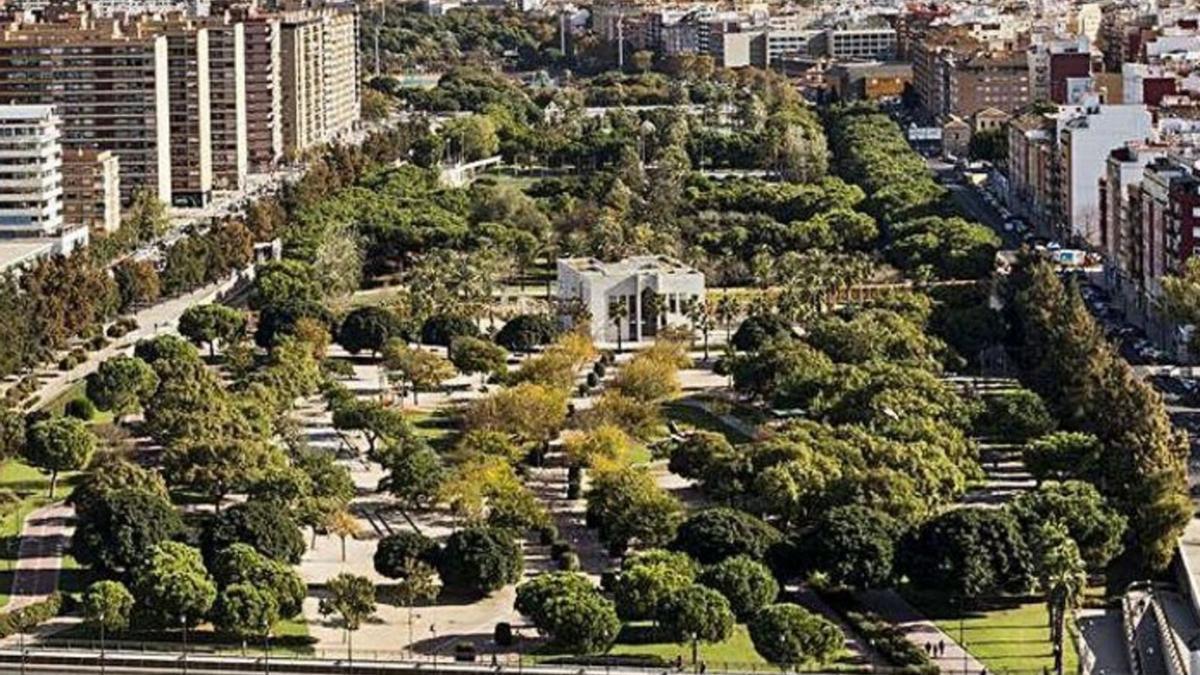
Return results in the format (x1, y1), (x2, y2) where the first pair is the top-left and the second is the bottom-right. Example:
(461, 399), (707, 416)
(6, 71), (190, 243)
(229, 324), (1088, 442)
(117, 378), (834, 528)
(1060, 99), (1154, 247)
(557, 256), (706, 345)
(0, 106), (64, 239)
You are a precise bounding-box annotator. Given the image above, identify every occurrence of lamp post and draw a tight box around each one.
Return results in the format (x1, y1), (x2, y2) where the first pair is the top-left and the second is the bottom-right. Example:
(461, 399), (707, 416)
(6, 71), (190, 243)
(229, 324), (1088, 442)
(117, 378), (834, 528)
(180, 614), (189, 675)
(99, 611), (106, 675)
(690, 632), (699, 674)
(262, 619), (270, 675)
(431, 624), (439, 672)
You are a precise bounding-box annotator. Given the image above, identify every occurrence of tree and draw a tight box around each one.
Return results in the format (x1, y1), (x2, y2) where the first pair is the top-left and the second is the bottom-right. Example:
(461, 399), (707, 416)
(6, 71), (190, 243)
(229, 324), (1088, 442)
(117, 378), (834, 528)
(464, 382), (569, 446)
(562, 425), (631, 469)
(449, 337), (508, 385)
(331, 399), (412, 457)
(587, 466), (683, 554)
(382, 340), (455, 405)
(86, 355), (159, 424)
(24, 416), (95, 497)
(686, 298), (716, 361)
(667, 432), (735, 481)
(374, 531), (439, 580)
(612, 354), (681, 403)
(731, 313), (793, 352)
(671, 507), (782, 565)
(325, 509), (363, 563)
(337, 306), (405, 356)
(213, 583), (280, 648)
(72, 487), (182, 573)
(163, 435), (280, 510)
(113, 259), (161, 311)
(1009, 481), (1127, 572)
(613, 549), (698, 621)
(495, 314), (559, 353)
(420, 314), (480, 347)
(319, 573), (377, 659)
(210, 544), (306, 619)
(178, 305), (247, 357)
(610, 298), (630, 352)
(801, 505), (899, 590)
(515, 572), (597, 622)
(1033, 521), (1086, 675)
(657, 584), (735, 648)
(83, 580), (135, 633)
(1023, 432), (1100, 485)
(376, 442), (445, 510)
(0, 408), (24, 462)
(442, 114), (500, 162)
(901, 508), (1032, 599)
(203, 499), (306, 564)
(976, 390), (1056, 443)
(438, 527), (523, 596)
(537, 585), (621, 653)
(133, 541), (218, 627)
(123, 189), (170, 243)
(749, 603), (844, 668)
(698, 555), (779, 620)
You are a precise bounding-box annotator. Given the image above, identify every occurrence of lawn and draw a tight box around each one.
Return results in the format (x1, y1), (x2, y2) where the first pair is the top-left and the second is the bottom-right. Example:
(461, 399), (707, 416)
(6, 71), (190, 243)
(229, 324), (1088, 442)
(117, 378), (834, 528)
(662, 401), (753, 444)
(0, 459), (84, 607)
(904, 590), (1078, 675)
(50, 617), (315, 657)
(43, 381), (115, 427)
(607, 623), (768, 669)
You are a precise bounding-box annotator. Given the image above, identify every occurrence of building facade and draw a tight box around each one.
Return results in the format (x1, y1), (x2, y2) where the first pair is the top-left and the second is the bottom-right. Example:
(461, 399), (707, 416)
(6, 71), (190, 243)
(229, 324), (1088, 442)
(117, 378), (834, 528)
(0, 106), (63, 239)
(61, 148), (120, 235)
(279, 7), (359, 156)
(557, 256), (705, 345)
(0, 22), (172, 205)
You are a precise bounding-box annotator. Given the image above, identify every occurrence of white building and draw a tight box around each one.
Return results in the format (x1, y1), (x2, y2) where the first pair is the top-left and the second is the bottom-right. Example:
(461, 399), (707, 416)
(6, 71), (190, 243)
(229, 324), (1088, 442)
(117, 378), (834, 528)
(0, 105), (64, 239)
(1059, 99), (1154, 246)
(557, 256), (706, 345)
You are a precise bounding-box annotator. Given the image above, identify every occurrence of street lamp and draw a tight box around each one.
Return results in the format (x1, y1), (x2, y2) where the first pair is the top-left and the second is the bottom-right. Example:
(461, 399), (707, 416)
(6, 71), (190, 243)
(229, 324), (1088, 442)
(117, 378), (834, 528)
(690, 632), (699, 674)
(180, 614), (189, 675)
(99, 611), (106, 675)
(262, 619), (270, 675)
(430, 624), (438, 672)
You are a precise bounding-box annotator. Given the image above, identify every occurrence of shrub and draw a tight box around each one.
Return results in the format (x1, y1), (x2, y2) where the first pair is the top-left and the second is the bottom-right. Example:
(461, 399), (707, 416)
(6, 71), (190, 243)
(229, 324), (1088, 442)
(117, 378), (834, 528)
(65, 398), (96, 421)
(559, 552), (581, 571)
(495, 622), (514, 647)
(421, 315), (480, 347)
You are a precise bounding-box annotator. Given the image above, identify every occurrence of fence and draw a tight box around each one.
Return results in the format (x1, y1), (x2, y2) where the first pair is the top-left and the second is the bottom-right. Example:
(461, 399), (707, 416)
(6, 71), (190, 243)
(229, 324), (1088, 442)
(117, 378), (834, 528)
(0, 646), (912, 675)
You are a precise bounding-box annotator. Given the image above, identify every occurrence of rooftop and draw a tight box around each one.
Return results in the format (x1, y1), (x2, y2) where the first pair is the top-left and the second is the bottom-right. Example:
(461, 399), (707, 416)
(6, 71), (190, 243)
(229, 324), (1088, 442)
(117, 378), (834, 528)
(560, 255), (701, 277)
(0, 239), (54, 272)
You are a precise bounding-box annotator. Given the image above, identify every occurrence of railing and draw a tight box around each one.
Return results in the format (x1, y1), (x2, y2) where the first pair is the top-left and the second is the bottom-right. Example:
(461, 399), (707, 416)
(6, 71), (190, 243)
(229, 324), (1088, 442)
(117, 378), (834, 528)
(1122, 586), (1146, 675)
(1149, 593), (1190, 675)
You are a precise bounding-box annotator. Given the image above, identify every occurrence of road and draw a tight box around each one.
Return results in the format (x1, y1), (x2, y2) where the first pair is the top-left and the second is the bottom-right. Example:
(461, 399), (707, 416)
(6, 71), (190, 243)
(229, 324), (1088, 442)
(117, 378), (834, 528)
(924, 157), (1023, 249)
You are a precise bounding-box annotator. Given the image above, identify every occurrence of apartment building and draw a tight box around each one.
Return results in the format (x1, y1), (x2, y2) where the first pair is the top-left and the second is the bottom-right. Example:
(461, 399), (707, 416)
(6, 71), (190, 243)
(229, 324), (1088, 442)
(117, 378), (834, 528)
(0, 106), (63, 239)
(1101, 143), (1166, 305)
(1060, 101), (1154, 246)
(946, 50), (1031, 119)
(61, 148), (121, 235)
(203, 17), (248, 191)
(279, 7), (359, 156)
(1008, 111), (1059, 224)
(0, 20), (172, 204)
(237, 10), (282, 171)
(821, 26), (897, 60)
(148, 20), (213, 206)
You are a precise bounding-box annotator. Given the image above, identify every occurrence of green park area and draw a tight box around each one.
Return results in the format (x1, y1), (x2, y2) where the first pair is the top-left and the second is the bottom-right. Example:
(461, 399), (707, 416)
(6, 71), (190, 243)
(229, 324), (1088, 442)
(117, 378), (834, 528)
(905, 591), (1078, 675)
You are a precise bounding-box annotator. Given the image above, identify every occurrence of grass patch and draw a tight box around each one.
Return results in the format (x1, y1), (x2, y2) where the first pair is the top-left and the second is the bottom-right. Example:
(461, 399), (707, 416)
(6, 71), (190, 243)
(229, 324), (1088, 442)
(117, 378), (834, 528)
(50, 619), (315, 657)
(662, 401), (752, 444)
(903, 589), (1078, 675)
(607, 623), (768, 668)
(42, 381), (114, 427)
(407, 410), (459, 453)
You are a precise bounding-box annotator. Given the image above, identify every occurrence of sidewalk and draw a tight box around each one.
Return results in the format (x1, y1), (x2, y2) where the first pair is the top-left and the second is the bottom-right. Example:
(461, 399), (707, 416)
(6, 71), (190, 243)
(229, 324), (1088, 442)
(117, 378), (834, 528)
(7, 502), (74, 611)
(857, 589), (987, 675)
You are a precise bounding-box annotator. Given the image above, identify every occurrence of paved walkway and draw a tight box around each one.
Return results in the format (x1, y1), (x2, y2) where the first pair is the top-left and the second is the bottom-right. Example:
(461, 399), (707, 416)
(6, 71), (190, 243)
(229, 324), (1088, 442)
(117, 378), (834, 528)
(7, 502), (74, 611)
(857, 590), (987, 675)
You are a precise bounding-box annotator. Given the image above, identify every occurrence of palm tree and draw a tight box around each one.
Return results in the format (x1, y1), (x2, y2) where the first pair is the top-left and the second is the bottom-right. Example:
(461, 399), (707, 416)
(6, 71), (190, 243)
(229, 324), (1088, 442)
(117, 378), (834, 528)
(715, 293), (740, 343)
(686, 298), (716, 361)
(1037, 522), (1087, 675)
(610, 297), (630, 353)
(325, 509), (363, 563)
